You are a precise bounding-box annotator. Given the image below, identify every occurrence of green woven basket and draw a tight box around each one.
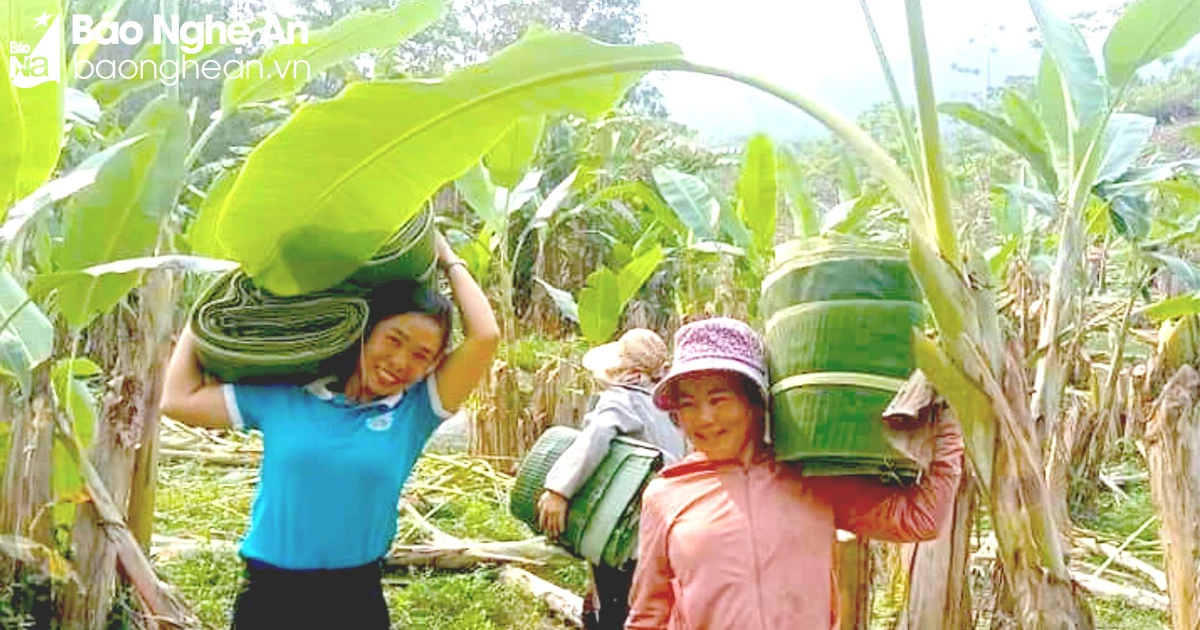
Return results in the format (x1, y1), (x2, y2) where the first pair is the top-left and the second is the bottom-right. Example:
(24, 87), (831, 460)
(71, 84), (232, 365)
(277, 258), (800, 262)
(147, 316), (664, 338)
(345, 208), (437, 288)
(190, 271), (369, 383)
(510, 426), (663, 568)
(761, 239), (925, 480)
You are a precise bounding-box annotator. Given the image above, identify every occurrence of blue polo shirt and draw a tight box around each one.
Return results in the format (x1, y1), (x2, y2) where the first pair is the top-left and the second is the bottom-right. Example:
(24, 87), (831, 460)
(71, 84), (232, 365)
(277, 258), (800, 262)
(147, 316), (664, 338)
(223, 374), (451, 569)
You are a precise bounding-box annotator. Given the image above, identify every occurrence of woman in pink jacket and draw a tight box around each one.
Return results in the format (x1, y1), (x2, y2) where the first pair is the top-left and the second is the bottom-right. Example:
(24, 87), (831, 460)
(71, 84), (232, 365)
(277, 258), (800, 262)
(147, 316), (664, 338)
(625, 317), (964, 630)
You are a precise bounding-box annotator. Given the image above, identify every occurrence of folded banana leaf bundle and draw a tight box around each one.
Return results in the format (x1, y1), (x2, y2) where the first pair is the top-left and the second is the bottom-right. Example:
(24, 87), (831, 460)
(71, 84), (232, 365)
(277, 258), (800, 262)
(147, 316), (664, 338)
(192, 209), (437, 382)
(190, 271), (369, 383)
(343, 208), (438, 289)
(761, 238), (925, 483)
(510, 426), (663, 568)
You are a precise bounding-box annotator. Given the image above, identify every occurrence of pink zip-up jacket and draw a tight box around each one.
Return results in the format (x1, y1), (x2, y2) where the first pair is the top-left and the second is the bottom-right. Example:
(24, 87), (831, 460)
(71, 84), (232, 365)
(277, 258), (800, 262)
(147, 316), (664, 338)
(626, 419), (964, 630)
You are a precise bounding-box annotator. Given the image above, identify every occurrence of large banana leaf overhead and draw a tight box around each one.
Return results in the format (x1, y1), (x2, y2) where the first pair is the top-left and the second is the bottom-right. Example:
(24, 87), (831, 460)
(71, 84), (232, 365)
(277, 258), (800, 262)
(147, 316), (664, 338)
(202, 30), (682, 296)
(220, 0), (449, 111)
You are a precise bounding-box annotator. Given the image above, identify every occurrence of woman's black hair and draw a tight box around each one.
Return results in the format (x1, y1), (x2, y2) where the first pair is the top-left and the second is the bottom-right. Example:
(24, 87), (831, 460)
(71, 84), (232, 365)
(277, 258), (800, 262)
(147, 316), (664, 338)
(735, 373), (767, 411)
(363, 280), (454, 354)
(661, 370), (766, 412)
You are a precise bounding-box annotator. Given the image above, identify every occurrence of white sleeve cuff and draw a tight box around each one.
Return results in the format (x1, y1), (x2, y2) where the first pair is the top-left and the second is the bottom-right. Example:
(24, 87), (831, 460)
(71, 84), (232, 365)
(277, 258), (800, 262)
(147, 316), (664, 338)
(426, 373), (453, 421)
(543, 479), (572, 498)
(222, 384), (246, 431)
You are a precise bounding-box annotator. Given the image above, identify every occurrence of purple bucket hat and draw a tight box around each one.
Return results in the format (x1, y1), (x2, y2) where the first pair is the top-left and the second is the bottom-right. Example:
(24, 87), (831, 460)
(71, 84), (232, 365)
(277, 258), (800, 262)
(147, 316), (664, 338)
(652, 317), (769, 410)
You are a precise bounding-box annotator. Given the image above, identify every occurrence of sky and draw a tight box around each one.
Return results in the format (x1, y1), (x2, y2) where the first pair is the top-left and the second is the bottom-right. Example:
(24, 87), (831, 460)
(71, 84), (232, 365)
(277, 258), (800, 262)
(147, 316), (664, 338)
(638, 0), (1190, 142)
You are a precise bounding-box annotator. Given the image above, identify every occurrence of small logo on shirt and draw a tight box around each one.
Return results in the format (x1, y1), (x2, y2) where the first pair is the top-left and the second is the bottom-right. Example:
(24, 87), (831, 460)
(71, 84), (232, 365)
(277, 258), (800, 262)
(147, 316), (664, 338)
(366, 413), (393, 432)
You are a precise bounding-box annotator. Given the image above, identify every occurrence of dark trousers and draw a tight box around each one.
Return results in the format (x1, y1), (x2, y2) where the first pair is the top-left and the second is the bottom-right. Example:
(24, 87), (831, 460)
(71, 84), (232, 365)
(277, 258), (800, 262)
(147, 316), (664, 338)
(231, 557), (389, 630)
(583, 562), (635, 630)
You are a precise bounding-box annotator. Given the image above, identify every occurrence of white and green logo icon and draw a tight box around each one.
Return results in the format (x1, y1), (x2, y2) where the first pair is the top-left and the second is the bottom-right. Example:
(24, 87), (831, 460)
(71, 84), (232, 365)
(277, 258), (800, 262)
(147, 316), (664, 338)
(7, 12), (62, 88)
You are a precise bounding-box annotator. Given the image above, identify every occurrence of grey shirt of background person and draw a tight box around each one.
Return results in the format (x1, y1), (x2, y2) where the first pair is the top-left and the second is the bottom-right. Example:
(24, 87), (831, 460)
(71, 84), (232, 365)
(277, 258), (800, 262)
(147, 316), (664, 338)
(543, 384), (687, 498)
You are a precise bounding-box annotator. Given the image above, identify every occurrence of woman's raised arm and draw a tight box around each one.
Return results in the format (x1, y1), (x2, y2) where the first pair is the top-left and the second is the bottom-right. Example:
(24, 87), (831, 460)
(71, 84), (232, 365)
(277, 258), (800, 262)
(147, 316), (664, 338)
(431, 232), (500, 413)
(160, 326), (233, 430)
(811, 417), (965, 542)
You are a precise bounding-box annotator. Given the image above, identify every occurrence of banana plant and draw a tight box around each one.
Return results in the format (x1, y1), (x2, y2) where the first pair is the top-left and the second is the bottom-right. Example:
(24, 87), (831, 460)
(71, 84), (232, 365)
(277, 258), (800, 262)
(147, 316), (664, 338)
(453, 160), (547, 339)
(532, 237), (665, 344)
(453, 110), (588, 305)
(643, 167), (739, 315)
(533, 139), (772, 332)
(776, 144), (894, 242)
(1, 0), (79, 550)
(576, 245), (665, 344)
(839, 0), (1095, 621)
(643, 136), (786, 318)
(1, 2), (453, 625)
(867, 0), (1198, 623)
(939, 0), (1200, 433)
(5, 22), (197, 630)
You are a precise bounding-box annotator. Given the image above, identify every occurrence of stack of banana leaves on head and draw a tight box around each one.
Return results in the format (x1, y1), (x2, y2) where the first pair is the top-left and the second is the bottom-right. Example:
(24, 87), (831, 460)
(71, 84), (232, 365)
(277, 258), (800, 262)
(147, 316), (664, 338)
(761, 236), (928, 484)
(191, 208), (438, 383)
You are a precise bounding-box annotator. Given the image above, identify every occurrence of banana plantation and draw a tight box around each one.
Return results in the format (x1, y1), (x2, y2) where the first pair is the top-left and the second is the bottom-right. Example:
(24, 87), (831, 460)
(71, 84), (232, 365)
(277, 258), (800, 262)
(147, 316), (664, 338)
(1, 0), (1199, 628)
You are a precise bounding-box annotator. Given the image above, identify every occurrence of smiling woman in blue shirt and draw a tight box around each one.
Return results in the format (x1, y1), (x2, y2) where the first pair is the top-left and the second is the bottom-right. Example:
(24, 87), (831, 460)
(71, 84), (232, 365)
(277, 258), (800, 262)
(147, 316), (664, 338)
(160, 232), (500, 630)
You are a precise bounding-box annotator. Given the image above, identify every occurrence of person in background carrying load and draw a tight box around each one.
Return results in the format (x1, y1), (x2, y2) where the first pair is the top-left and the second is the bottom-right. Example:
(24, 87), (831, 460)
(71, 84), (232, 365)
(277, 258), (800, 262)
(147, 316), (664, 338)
(625, 317), (964, 630)
(160, 233), (499, 630)
(537, 329), (687, 630)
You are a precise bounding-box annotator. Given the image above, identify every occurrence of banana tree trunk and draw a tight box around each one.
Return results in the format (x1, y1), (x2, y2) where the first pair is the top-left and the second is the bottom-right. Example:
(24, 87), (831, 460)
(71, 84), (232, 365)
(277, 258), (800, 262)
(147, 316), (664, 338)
(1030, 209), (1083, 438)
(469, 246), (523, 462)
(61, 303), (147, 630)
(62, 276), (176, 629)
(128, 273), (177, 546)
(990, 369), (1093, 629)
(935, 339), (1094, 628)
(529, 357), (590, 439)
(0, 379), (56, 629)
(989, 475), (1095, 628)
(0, 375), (55, 546)
(60, 413), (136, 630)
(897, 471), (975, 630)
(59, 404), (200, 628)
(1142, 365), (1200, 630)
(1044, 402), (1085, 537)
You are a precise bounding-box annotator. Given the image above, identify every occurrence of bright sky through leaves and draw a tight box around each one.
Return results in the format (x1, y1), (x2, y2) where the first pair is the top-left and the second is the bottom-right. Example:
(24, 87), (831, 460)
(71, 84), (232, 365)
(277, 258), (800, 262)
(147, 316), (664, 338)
(643, 0), (1195, 141)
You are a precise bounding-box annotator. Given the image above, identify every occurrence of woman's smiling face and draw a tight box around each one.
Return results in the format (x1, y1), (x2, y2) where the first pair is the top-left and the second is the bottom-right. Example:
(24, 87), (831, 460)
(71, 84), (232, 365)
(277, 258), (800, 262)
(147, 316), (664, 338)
(356, 313), (445, 398)
(673, 371), (762, 461)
